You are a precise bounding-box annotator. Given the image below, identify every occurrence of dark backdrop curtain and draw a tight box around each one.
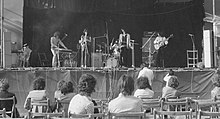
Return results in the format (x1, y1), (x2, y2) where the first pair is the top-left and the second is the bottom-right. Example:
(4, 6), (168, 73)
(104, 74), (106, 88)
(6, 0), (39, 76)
(23, 0), (204, 67)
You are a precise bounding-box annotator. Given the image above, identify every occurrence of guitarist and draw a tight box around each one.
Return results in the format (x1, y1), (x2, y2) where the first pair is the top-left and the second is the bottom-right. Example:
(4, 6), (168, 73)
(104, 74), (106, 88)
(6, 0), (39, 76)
(154, 32), (173, 67)
(51, 31), (68, 67)
(79, 29), (91, 68)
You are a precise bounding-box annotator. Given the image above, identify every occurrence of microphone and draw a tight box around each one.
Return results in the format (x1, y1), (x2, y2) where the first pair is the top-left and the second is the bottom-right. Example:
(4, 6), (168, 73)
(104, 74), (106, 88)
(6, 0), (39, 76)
(188, 34), (193, 36)
(65, 33), (68, 36)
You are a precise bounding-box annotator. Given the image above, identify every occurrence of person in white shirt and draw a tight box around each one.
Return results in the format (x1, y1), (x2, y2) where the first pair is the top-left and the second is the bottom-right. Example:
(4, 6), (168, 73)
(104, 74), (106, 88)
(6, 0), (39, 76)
(134, 77), (154, 99)
(137, 63), (154, 86)
(108, 74), (143, 114)
(68, 74), (96, 115)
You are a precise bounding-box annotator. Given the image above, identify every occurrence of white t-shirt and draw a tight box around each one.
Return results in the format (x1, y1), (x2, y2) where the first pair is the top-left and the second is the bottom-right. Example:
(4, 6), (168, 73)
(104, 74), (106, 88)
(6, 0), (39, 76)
(108, 93), (143, 113)
(68, 94), (94, 114)
(137, 67), (154, 86)
(134, 88), (154, 99)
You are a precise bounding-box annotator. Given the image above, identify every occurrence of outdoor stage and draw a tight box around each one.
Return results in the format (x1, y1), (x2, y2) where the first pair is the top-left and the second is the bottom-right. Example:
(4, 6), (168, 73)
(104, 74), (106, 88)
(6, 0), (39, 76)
(0, 67), (217, 114)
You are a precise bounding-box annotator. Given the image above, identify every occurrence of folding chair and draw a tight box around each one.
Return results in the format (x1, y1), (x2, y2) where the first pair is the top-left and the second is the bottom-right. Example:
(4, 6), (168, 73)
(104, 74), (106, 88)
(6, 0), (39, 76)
(153, 109), (193, 119)
(142, 98), (162, 113)
(0, 108), (6, 118)
(55, 99), (70, 117)
(198, 110), (220, 119)
(30, 98), (50, 113)
(28, 110), (65, 119)
(162, 97), (194, 111)
(69, 112), (105, 119)
(0, 96), (16, 118)
(108, 112), (146, 119)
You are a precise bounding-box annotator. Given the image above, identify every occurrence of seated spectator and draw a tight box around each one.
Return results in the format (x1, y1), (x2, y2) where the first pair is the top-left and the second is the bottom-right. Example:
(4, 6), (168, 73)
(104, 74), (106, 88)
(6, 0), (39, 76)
(108, 74), (143, 113)
(0, 78), (20, 118)
(55, 80), (76, 116)
(162, 76), (181, 99)
(54, 80), (66, 100)
(211, 72), (220, 100)
(134, 77), (154, 99)
(68, 74), (97, 115)
(137, 63), (154, 86)
(163, 69), (175, 87)
(24, 77), (49, 112)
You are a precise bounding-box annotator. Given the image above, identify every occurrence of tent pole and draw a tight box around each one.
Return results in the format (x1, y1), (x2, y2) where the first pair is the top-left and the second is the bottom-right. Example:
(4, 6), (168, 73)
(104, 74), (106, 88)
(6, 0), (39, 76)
(213, 0), (218, 67)
(0, 0), (4, 68)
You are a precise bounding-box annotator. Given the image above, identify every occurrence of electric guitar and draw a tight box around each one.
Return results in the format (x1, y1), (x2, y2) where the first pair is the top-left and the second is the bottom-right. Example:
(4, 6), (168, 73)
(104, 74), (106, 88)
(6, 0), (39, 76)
(79, 35), (91, 51)
(154, 34), (173, 50)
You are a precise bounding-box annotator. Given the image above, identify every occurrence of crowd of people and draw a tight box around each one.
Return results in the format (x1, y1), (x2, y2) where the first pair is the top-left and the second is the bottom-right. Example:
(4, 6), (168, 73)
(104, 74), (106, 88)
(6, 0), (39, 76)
(1, 66), (220, 118)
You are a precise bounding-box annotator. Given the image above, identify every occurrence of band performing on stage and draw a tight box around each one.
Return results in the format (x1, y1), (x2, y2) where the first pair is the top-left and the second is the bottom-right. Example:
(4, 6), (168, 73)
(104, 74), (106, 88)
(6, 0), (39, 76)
(50, 29), (173, 68)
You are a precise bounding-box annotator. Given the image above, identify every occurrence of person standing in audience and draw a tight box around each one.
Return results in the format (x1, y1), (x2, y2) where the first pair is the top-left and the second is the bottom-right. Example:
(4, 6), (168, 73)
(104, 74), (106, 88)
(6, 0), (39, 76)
(0, 78), (20, 118)
(54, 80), (75, 116)
(134, 77), (154, 99)
(68, 74), (97, 115)
(24, 77), (49, 112)
(211, 72), (220, 100)
(108, 74), (143, 113)
(163, 69), (175, 87)
(137, 62), (154, 86)
(162, 76), (181, 99)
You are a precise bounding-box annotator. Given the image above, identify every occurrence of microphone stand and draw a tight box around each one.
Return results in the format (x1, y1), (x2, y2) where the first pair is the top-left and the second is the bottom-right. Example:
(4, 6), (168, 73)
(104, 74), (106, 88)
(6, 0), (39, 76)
(189, 35), (196, 67)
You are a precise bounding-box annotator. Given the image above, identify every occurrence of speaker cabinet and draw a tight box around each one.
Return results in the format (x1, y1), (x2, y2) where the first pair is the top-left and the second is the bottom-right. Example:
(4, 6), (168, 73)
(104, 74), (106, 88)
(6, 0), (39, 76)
(91, 53), (103, 67)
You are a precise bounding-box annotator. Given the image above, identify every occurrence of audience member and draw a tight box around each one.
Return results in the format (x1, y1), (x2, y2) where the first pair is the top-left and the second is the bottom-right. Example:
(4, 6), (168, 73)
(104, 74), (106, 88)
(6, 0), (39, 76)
(0, 78), (20, 117)
(24, 77), (49, 112)
(68, 74), (97, 115)
(54, 80), (66, 100)
(108, 74), (143, 114)
(137, 63), (154, 86)
(163, 69), (175, 87)
(211, 72), (220, 100)
(162, 76), (181, 99)
(55, 80), (75, 116)
(134, 77), (154, 99)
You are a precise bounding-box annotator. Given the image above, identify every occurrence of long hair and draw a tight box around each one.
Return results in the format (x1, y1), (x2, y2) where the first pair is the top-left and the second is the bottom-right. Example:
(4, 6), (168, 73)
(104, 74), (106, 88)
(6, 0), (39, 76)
(78, 74), (96, 96)
(118, 74), (134, 95)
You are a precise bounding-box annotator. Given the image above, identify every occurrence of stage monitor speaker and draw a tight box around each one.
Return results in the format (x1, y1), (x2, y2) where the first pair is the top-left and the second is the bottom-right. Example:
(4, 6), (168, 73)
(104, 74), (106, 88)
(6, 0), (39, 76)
(91, 53), (103, 67)
(203, 30), (214, 68)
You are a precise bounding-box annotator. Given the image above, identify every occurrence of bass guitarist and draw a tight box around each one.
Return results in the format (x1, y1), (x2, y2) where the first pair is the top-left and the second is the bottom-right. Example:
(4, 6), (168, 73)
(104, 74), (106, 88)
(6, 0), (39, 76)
(79, 29), (91, 68)
(154, 32), (173, 67)
(51, 31), (68, 67)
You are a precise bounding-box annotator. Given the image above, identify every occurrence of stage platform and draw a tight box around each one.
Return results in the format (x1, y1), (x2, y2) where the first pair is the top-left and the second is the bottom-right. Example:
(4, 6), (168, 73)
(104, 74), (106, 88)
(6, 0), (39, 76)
(0, 67), (217, 115)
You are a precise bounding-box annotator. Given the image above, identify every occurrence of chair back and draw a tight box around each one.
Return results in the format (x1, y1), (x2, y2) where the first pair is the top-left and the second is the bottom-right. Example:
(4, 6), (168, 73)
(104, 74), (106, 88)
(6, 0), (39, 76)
(108, 112), (146, 119)
(0, 96), (15, 118)
(28, 110), (65, 119)
(161, 97), (193, 111)
(195, 99), (220, 112)
(55, 99), (70, 117)
(181, 92), (200, 99)
(93, 98), (109, 113)
(198, 110), (220, 119)
(30, 98), (50, 113)
(69, 113), (105, 119)
(142, 98), (161, 113)
(153, 109), (193, 119)
(0, 108), (6, 118)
